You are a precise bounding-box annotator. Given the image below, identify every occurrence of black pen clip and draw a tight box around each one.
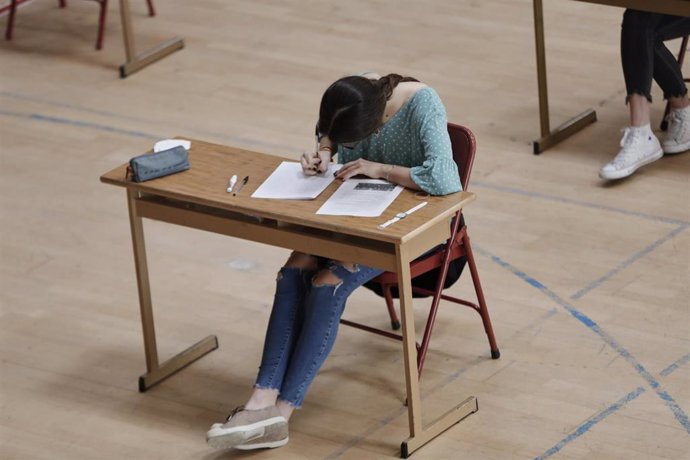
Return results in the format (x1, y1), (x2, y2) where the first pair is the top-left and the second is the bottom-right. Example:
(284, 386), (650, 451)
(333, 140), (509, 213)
(233, 176), (249, 196)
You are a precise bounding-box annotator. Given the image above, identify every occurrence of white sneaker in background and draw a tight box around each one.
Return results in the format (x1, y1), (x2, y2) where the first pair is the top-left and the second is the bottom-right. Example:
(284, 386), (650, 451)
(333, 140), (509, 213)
(662, 106), (690, 154)
(599, 124), (663, 180)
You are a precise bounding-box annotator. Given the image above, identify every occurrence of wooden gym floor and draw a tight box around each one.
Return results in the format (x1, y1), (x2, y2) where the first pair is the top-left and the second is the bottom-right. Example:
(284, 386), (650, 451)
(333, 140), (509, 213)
(0, 1), (688, 458)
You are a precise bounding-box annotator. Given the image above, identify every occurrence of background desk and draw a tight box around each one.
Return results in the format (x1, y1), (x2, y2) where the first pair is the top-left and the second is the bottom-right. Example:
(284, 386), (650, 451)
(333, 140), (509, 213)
(532, 0), (690, 153)
(118, 0), (183, 77)
(100, 139), (477, 457)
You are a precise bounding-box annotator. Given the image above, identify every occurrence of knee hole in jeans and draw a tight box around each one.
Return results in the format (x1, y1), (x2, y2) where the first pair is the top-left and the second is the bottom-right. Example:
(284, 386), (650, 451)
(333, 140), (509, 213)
(311, 262), (359, 287)
(312, 269), (342, 287)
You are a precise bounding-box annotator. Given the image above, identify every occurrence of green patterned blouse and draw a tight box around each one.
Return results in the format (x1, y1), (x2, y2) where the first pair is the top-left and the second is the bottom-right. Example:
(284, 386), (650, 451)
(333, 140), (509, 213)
(337, 87), (462, 195)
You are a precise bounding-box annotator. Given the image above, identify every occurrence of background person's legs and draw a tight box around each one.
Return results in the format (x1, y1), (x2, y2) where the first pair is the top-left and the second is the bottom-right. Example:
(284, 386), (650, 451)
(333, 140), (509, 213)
(600, 11), (690, 180)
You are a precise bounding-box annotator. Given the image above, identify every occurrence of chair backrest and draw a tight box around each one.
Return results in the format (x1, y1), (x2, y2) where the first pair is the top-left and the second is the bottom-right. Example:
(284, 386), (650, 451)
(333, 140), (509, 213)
(447, 122), (476, 191)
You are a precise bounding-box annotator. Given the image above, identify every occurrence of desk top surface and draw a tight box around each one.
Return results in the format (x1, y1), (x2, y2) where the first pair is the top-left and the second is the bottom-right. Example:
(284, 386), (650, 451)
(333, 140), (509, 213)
(571, 0), (690, 16)
(100, 139), (476, 244)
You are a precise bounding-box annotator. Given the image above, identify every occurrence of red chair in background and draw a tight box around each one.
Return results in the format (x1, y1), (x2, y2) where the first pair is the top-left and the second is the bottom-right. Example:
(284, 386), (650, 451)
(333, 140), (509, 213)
(340, 123), (500, 378)
(4, 0), (155, 50)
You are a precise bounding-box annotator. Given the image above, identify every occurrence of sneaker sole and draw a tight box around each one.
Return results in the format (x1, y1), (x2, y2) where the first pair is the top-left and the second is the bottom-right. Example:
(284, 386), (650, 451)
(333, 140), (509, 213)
(662, 140), (690, 155)
(599, 147), (663, 180)
(235, 436), (289, 450)
(206, 416), (287, 450)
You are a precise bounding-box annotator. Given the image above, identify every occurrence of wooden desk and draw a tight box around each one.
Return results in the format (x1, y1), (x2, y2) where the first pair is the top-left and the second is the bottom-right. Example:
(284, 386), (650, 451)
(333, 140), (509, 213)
(531, 0), (690, 153)
(100, 139), (478, 457)
(118, 0), (184, 78)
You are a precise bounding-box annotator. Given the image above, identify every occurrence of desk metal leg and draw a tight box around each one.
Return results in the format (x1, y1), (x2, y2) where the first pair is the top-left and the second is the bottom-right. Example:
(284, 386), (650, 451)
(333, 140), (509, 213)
(396, 245), (477, 458)
(532, 0), (597, 154)
(126, 190), (218, 392)
(118, 0), (184, 78)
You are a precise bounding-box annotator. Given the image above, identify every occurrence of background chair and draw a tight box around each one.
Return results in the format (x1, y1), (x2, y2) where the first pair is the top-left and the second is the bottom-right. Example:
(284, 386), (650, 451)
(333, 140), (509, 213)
(661, 35), (689, 131)
(340, 123), (500, 378)
(4, 0), (155, 50)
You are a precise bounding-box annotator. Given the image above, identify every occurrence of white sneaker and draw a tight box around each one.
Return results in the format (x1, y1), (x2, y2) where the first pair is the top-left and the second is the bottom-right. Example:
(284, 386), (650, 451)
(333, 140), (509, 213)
(599, 125), (663, 180)
(662, 106), (690, 154)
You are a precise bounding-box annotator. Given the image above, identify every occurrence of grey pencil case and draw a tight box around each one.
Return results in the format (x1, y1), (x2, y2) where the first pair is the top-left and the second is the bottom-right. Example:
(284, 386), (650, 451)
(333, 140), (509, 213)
(127, 145), (190, 182)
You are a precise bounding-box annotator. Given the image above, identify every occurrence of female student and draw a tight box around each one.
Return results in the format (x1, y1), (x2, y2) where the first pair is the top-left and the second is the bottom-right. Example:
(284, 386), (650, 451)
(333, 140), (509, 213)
(206, 73), (462, 450)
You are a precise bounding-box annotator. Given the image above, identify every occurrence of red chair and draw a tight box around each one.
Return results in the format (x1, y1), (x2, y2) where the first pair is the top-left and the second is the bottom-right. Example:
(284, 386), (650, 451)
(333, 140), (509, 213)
(661, 35), (689, 131)
(340, 123), (500, 378)
(4, 0), (155, 50)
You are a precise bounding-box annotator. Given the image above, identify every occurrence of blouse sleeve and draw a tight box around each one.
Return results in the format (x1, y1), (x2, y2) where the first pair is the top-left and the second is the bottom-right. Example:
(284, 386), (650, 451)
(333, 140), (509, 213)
(409, 92), (462, 195)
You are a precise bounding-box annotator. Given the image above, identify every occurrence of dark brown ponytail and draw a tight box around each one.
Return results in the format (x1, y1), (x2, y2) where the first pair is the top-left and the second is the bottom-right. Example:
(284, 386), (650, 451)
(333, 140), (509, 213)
(375, 73), (419, 100)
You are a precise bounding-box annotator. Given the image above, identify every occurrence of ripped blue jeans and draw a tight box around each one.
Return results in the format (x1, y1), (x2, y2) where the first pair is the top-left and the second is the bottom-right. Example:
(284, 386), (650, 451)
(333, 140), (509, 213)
(254, 258), (383, 408)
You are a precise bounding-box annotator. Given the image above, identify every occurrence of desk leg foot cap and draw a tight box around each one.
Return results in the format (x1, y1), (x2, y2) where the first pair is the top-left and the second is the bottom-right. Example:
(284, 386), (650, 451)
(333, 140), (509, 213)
(532, 141), (542, 155)
(138, 376), (147, 393)
(401, 441), (409, 458)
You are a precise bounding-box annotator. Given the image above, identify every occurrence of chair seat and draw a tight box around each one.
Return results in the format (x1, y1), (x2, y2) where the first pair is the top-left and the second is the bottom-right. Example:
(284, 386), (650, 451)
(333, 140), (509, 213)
(372, 233), (464, 285)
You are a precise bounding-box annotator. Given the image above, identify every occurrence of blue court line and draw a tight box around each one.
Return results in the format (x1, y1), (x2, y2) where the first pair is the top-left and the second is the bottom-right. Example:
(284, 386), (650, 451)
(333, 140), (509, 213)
(0, 91), (299, 152)
(0, 110), (160, 140)
(660, 353), (690, 378)
(571, 224), (689, 300)
(1, 90), (158, 124)
(536, 352), (690, 458)
(472, 180), (690, 226)
(534, 386), (647, 460)
(475, 245), (690, 435)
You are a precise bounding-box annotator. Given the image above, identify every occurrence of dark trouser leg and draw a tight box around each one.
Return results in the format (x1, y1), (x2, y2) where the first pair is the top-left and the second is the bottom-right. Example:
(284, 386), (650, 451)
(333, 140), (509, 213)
(621, 10), (690, 102)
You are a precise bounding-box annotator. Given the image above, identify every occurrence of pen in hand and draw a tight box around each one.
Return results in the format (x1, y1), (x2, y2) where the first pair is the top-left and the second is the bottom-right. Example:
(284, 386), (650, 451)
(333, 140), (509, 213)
(313, 133), (323, 175)
(233, 176), (249, 196)
(314, 140), (326, 175)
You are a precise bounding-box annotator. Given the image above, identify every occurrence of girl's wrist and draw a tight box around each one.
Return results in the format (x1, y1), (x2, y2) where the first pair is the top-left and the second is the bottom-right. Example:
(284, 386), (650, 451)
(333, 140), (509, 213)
(383, 164), (395, 182)
(318, 145), (333, 157)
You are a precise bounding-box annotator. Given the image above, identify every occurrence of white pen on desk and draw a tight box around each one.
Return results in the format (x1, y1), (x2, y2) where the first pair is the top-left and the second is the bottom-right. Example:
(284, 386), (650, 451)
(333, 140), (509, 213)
(226, 174), (238, 193)
(233, 175), (249, 196)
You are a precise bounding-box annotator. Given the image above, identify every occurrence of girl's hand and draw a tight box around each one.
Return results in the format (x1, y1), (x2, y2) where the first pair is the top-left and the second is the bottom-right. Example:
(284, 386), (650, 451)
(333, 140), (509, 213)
(301, 149), (332, 175)
(335, 158), (384, 181)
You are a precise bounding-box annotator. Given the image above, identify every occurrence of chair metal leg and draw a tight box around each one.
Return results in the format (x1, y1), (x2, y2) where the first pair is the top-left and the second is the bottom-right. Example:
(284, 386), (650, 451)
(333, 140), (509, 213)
(146, 0), (154, 16)
(661, 35), (689, 131)
(383, 284), (400, 330)
(416, 234), (458, 375)
(463, 233), (500, 359)
(5, 0), (17, 40)
(95, 0), (107, 50)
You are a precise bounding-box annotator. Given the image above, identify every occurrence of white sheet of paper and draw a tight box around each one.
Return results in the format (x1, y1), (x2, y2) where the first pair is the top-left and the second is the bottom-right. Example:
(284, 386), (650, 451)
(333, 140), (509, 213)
(316, 179), (404, 217)
(251, 161), (341, 200)
(154, 139), (191, 152)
